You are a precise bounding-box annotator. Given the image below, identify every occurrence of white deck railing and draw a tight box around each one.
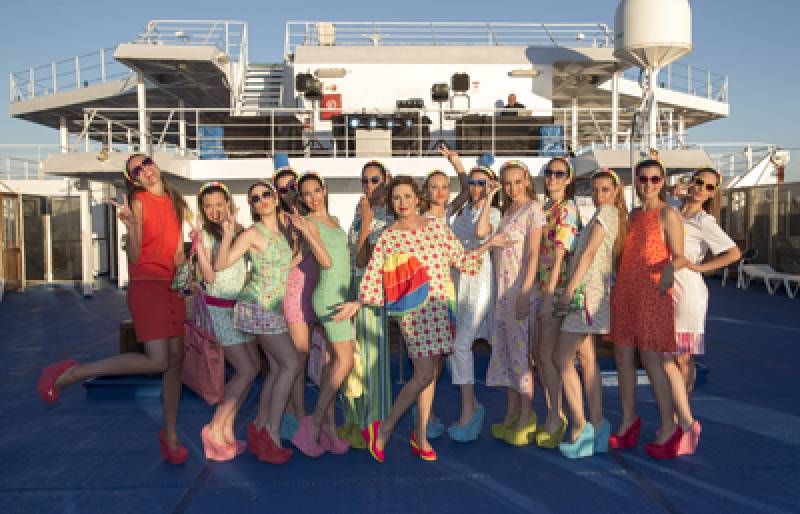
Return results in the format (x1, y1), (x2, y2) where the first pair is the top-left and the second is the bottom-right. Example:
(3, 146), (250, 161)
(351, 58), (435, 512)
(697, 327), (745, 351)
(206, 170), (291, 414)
(285, 21), (613, 58)
(623, 62), (728, 103)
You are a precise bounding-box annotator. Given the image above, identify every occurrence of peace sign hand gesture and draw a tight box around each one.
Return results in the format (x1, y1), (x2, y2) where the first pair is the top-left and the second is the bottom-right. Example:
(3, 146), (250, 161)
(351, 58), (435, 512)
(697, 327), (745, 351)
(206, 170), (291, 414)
(289, 207), (312, 237)
(110, 194), (135, 230)
(221, 206), (238, 238)
(487, 180), (501, 198)
(439, 143), (462, 168)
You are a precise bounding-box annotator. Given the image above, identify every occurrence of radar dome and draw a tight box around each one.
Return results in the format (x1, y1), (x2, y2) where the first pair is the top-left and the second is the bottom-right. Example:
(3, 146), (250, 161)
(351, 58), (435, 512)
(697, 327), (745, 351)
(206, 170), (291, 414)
(614, 0), (692, 69)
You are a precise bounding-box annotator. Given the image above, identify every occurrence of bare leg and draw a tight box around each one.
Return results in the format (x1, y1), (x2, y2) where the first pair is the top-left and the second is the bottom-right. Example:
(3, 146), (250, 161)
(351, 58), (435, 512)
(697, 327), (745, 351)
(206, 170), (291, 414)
(502, 387), (520, 425)
(613, 345), (638, 436)
(375, 356), (437, 451)
(555, 331), (587, 441)
(254, 350), (278, 432)
(54, 339), (170, 390)
(664, 355), (694, 430)
(256, 333), (300, 448)
(576, 335), (605, 428)
(310, 340), (355, 442)
(456, 384), (477, 426)
(640, 350), (677, 444)
(539, 316), (564, 434)
(676, 354), (696, 396)
(209, 343), (260, 445)
(512, 371), (535, 431)
(415, 356), (441, 450)
(161, 336), (184, 448)
(286, 321), (311, 418)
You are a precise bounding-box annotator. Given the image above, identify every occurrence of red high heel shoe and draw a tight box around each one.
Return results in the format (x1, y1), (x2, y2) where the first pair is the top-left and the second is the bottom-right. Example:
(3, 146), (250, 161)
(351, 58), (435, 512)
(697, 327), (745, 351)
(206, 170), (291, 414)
(645, 425), (683, 459)
(256, 426), (293, 464)
(37, 359), (78, 404)
(608, 417), (641, 450)
(201, 425), (236, 461)
(158, 429), (188, 465)
(362, 420), (385, 463)
(410, 433), (437, 461)
(247, 422), (262, 456)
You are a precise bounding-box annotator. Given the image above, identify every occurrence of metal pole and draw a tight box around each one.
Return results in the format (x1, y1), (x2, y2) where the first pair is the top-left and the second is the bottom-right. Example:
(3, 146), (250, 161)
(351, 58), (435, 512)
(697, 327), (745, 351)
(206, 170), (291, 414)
(100, 48), (106, 82)
(52, 62), (57, 94)
(136, 71), (149, 153)
(677, 115), (685, 148)
(79, 183), (94, 297)
(571, 98), (578, 152)
(59, 115), (69, 153)
(107, 121), (113, 151)
(611, 72), (619, 149)
(76, 55), (81, 88)
(29, 67), (34, 99)
(84, 112), (90, 152)
(178, 98), (187, 155)
(667, 111), (674, 149)
(647, 67), (659, 150)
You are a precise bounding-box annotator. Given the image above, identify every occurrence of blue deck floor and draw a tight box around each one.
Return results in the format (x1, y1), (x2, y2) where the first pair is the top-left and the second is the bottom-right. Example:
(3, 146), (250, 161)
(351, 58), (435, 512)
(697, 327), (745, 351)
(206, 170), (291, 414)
(1, 280), (799, 514)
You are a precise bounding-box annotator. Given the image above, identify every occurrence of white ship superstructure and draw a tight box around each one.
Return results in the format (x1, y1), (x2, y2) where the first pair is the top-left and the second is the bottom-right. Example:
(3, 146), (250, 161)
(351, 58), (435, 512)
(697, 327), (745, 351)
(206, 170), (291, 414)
(1, 4), (791, 292)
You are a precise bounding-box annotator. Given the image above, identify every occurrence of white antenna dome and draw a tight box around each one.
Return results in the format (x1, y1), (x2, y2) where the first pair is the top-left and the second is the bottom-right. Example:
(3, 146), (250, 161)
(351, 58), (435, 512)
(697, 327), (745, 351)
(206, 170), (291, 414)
(614, 0), (692, 69)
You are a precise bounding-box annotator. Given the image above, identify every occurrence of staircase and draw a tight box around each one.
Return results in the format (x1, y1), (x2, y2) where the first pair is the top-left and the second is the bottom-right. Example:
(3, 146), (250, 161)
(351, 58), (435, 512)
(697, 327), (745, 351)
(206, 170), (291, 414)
(238, 63), (286, 112)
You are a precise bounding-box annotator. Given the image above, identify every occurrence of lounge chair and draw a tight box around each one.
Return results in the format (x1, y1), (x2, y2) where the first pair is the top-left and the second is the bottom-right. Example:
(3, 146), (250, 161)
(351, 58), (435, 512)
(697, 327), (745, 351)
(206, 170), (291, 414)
(783, 275), (800, 299)
(738, 263), (786, 294)
(722, 248), (756, 288)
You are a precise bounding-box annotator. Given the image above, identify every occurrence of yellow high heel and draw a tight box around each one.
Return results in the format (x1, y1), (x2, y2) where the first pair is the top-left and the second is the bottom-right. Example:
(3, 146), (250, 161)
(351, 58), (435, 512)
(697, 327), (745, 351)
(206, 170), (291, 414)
(491, 415), (519, 440)
(535, 416), (568, 449)
(504, 413), (539, 446)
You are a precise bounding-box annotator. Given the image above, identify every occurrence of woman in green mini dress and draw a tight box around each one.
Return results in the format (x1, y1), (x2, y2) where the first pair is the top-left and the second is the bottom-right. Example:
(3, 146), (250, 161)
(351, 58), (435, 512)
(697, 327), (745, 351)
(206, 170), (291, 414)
(290, 172), (356, 457)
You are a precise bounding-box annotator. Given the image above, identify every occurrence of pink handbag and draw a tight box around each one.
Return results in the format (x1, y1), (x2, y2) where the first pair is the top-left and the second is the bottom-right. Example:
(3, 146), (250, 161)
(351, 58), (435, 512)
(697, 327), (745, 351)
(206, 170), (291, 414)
(182, 289), (225, 405)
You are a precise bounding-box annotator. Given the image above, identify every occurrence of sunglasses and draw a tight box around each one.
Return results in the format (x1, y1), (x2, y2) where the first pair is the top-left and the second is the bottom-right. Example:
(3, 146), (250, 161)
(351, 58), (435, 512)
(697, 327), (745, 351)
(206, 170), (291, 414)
(129, 157), (154, 178)
(361, 176), (382, 185)
(592, 186), (612, 194)
(276, 180), (296, 195)
(467, 178), (487, 187)
(250, 189), (274, 204)
(544, 168), (568, 179)
(693, 177), (716, 192)
(637, 175), (663, 185)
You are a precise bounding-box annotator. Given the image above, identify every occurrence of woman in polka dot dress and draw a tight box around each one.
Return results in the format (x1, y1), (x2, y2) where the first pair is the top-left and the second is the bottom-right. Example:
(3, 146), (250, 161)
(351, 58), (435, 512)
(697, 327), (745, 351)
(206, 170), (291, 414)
(333, 176), (512, 462)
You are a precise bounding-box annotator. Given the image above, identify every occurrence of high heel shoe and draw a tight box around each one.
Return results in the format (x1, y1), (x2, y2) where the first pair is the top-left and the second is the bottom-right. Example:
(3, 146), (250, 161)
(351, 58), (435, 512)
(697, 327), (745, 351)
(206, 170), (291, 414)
(677, 421), (702, 456)
(158, 429), (188, 465)
(410, 433), (438, 461)
(337, 422), (367, 450)
(362, 420), (385, 463)
(448, 404), (485, 443)
(280, 413), (299, 441)
(559, 422), (595, 459)
(291, 416), (326, 458)
(247, 421), (262, 456)
(491, 415), (519, 440)
(256, 426), (293, 464)
(504, 413), (539, 446)
(37, 359), (79, 404)
(593, 420), (612, 453)
(319, 425), (350, 455)
(535, 415), (567, 449)
(645, 426), (683, 459)
(201, 425), (236, 461)
(608, 417), (641, 450)
(411, 405), (445, 440)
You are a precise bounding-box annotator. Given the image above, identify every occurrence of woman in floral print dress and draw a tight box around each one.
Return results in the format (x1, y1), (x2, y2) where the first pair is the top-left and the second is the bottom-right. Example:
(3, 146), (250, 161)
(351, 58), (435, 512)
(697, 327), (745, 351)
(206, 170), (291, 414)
(333, 176), (511, 463)
(486, 161), (546, 446)
(536, 156), (581, 448)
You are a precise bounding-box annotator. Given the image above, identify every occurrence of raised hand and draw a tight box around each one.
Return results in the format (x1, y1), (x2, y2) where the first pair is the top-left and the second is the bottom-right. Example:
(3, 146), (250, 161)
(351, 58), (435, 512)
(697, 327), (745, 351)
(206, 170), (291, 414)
(439, 143), (461, 166)
(331, 301), (361, 322)
(221, 206), (238, 237)
(289, 207), (312, 236)
(110, 194), (135, 229)
(487, 180), (501, 198)
(358, 194), (374, 224)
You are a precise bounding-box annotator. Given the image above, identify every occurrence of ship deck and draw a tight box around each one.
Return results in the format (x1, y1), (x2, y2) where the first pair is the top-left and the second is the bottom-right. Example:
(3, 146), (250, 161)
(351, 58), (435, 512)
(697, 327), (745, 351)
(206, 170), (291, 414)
(1, 279), (798, 514)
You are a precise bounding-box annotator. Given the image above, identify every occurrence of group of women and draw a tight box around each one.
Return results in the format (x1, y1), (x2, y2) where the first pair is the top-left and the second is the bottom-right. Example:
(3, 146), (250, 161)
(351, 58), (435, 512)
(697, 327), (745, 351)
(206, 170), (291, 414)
(37, 148), (740, 464)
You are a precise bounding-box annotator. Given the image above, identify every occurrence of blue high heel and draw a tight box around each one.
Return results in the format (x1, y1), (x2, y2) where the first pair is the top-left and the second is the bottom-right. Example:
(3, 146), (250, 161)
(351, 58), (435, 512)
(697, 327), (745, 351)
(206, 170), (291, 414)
(411, 405), (445, 440)
(280, 413), (299, 441)
(447, 404), (486, 442)
(559, 422), (595, 459)
(593, 420), (611, 453)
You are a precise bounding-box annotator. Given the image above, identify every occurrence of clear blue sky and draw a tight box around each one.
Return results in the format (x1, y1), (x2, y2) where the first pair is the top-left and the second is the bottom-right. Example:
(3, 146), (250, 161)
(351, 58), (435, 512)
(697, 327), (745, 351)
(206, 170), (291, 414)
(1, 0), (797, 177)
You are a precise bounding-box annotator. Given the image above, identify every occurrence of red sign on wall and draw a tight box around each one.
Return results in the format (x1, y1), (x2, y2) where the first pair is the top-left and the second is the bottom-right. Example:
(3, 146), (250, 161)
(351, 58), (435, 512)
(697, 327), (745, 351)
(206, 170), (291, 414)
(320, 93), (342, 120)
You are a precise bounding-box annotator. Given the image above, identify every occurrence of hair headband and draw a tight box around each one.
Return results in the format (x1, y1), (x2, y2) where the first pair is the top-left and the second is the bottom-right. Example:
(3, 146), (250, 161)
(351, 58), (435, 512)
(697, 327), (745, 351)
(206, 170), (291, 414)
(470, 165), (497, 181)
(198, 180), (231, 197)
(547, 156), (574, 178)
(363, 160), (388, 174)
(635, 156), (666, 175)
(273, 167), (298, 182)
(123, 153), (147, 183)
(592, 168), (621, 186)
(499, 159), (530, 174)
(298, 170), (326, 187)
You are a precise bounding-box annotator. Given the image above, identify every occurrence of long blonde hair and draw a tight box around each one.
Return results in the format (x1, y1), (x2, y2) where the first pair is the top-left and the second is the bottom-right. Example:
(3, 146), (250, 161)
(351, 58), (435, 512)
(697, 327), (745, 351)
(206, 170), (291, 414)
(592, 170), (629, 271)
(499, 161), (536, 214)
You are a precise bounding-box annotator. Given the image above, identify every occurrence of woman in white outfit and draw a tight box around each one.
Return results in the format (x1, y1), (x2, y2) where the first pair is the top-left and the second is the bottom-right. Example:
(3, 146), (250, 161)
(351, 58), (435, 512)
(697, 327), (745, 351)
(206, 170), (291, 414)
(667, 167), (741, 456)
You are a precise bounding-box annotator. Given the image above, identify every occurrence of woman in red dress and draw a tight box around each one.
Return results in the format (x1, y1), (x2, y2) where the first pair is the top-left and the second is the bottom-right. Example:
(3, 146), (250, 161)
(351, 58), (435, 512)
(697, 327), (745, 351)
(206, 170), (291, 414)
(37, 154), (190, 464)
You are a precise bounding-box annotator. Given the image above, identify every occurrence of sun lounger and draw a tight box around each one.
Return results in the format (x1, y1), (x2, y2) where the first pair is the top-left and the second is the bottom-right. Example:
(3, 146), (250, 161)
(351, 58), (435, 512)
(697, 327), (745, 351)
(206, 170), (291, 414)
(739, 264), (787, 295)
(783, 275), (800, 299)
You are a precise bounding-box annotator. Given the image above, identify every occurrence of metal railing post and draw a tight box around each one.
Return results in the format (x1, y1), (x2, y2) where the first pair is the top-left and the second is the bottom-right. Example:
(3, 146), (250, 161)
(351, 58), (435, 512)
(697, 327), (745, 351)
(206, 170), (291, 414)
(270, 110), (275, 157)
(52, 62), (57, 94)
(707, 70), (712, 99)
(76, 55), (81, 88)
(84, 112), (90, 152)
(28, 67), (34, 98)
(667, 64), (672, 89)
(100, 48), (106, 82)
(687, 66), (692, 95)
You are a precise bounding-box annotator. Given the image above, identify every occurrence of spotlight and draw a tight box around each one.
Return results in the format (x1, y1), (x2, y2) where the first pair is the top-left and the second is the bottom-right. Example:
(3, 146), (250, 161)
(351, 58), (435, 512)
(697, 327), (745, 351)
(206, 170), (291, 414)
(348, 116), (361, 129)
(296, 72), (313, 93)
(368, 118), (378, 129)
(451, 73), (470, 93)
(304, 78), (323, 101)
(386, 118), (395, 129)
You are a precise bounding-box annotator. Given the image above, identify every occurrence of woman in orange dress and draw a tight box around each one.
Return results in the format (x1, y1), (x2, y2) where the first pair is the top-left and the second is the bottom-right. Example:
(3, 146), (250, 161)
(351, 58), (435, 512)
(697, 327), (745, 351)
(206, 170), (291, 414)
(608, 157), (687, 459)
(37, 154), (190, 464)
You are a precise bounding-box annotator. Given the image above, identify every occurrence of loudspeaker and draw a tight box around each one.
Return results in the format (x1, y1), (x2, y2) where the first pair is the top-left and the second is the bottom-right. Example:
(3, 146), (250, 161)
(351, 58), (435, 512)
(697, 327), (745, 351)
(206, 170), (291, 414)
(451, 73), (470, 92)
(305, 78), (323, 100)
(431, 83), (449, 102)
(296, 73), (314, 93)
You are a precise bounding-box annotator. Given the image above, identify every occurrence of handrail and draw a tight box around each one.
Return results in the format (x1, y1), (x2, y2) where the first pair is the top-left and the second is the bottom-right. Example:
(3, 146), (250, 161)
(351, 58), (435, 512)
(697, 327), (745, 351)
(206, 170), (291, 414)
(9, 47), (131, 103)
(622, 62), (728, 103)
(284, 21), (613, 58)
(0, 155), (45, 180)
(134, 20), (248, 61)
